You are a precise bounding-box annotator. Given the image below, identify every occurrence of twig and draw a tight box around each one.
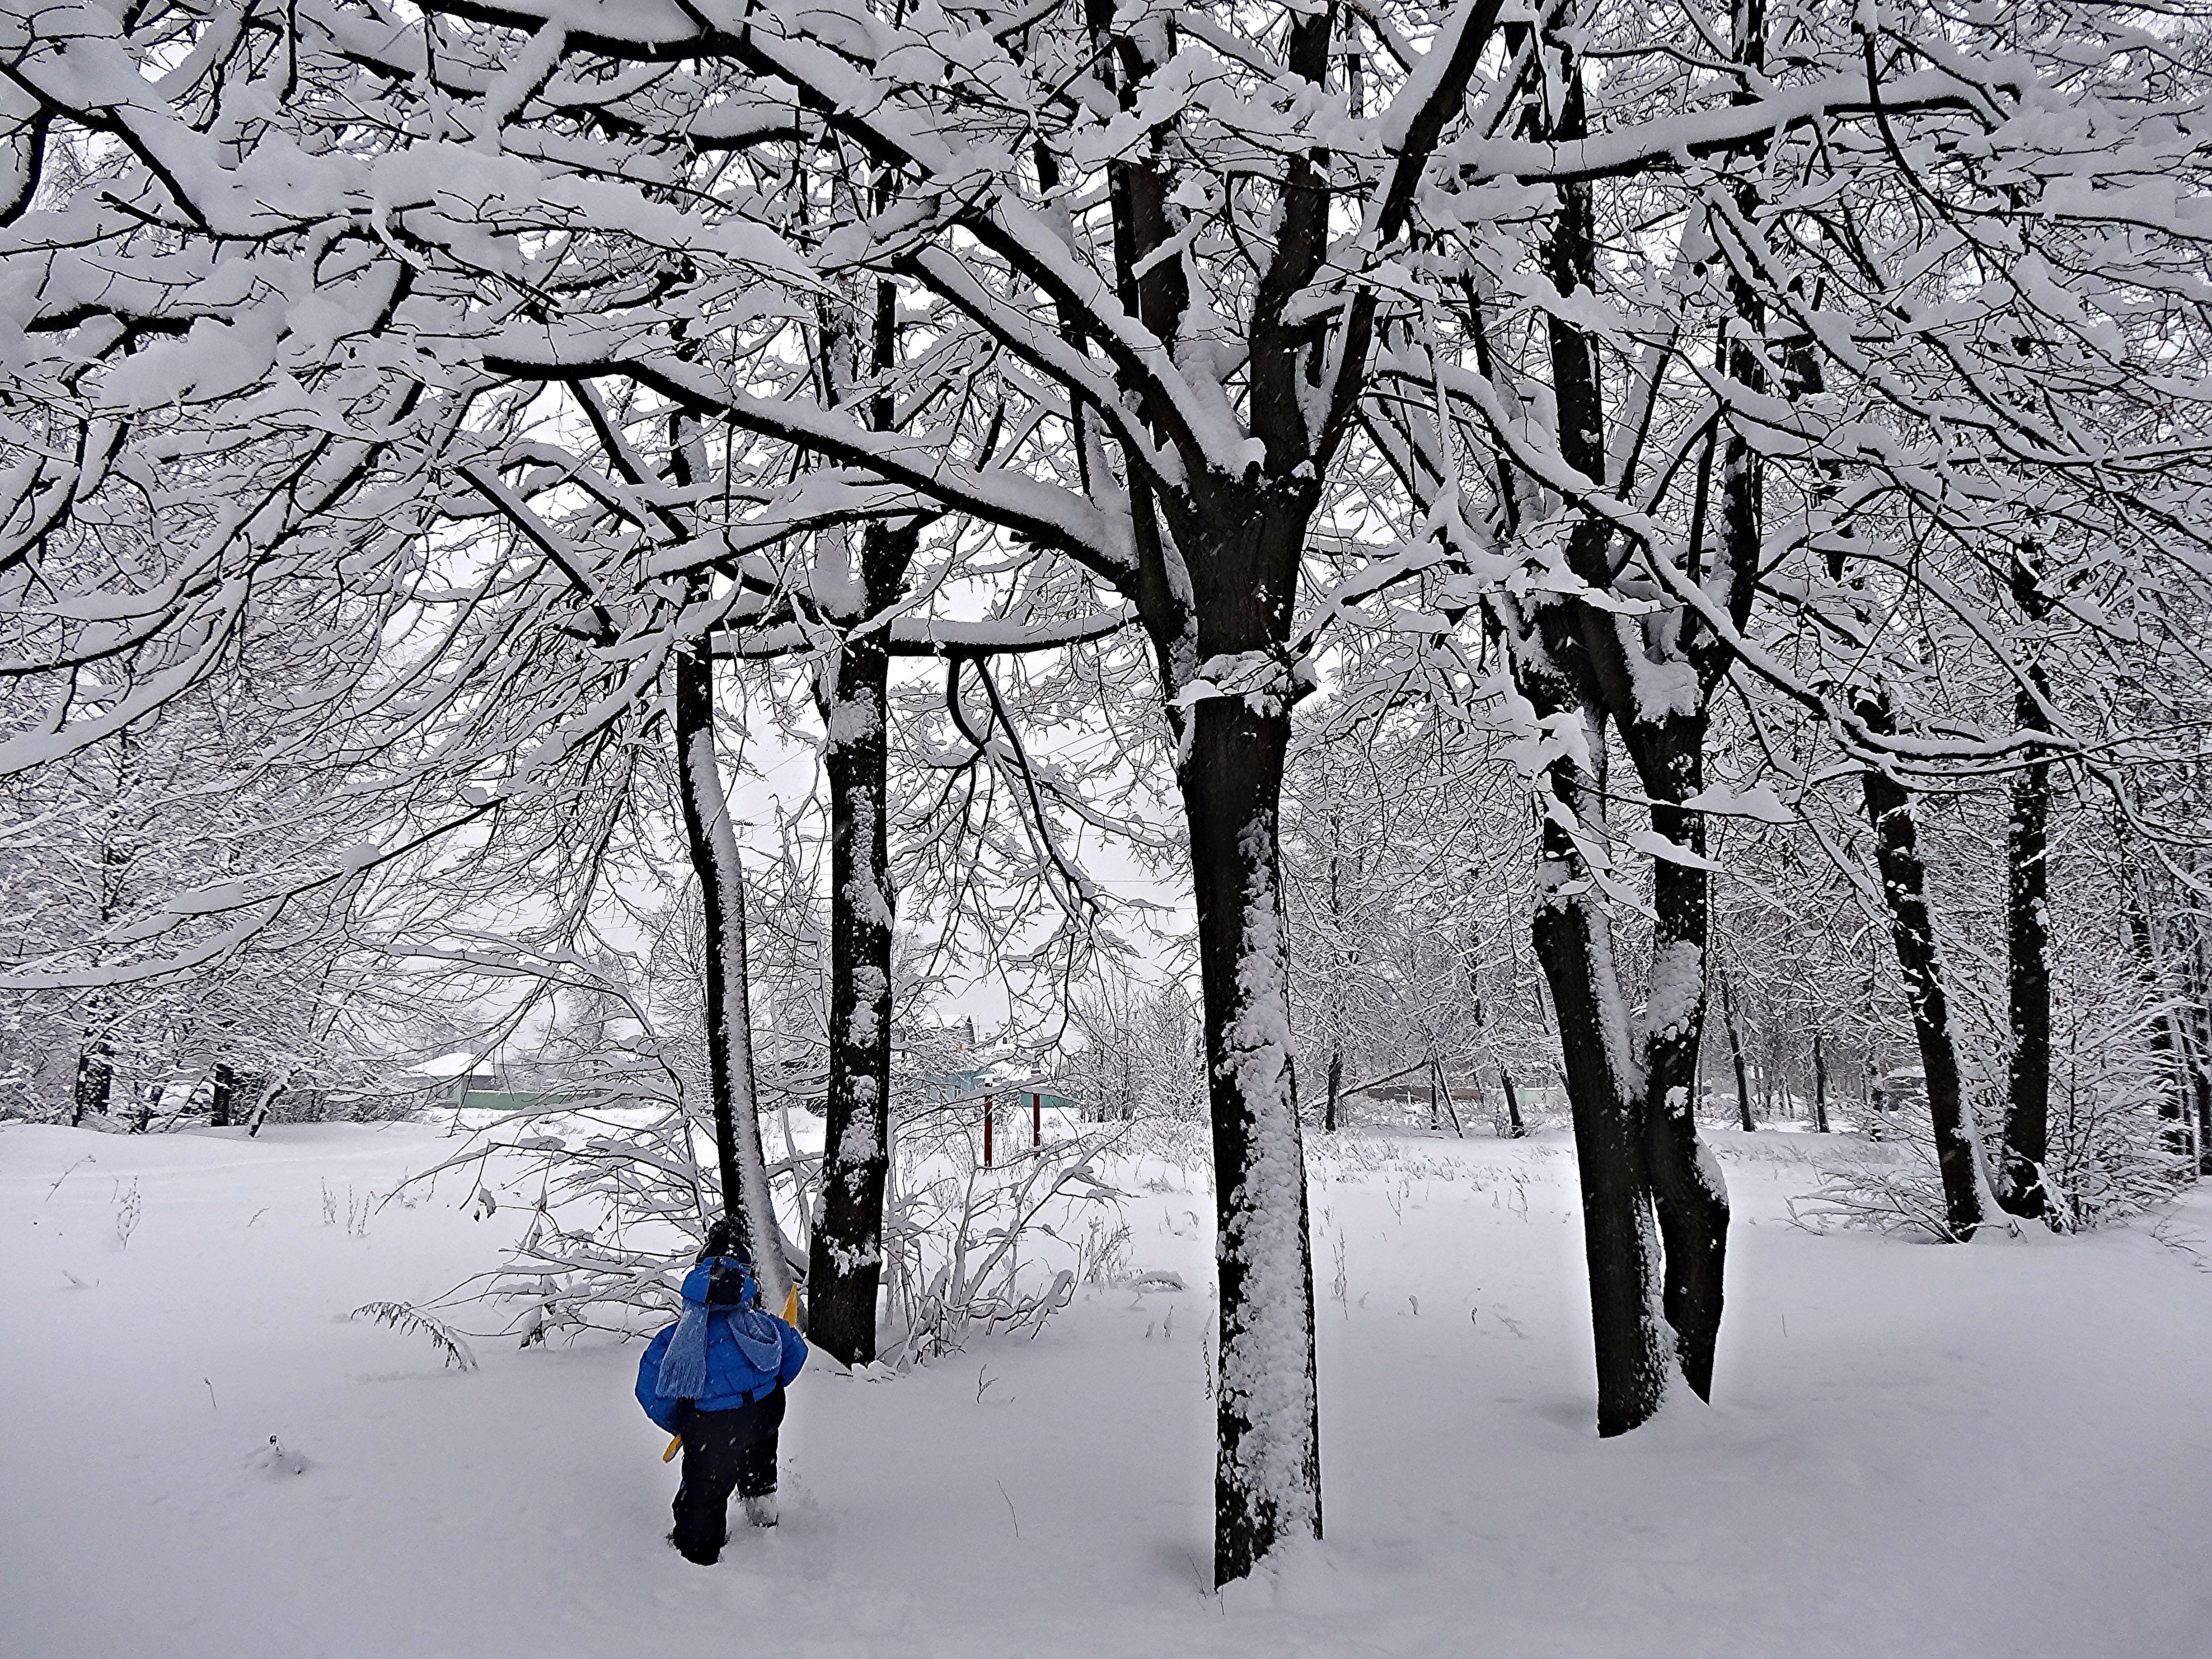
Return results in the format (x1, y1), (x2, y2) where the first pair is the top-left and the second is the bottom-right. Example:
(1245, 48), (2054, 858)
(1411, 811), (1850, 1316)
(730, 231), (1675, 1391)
(47, 1155), (94, 1199)
(352, 1301), (479, 1371)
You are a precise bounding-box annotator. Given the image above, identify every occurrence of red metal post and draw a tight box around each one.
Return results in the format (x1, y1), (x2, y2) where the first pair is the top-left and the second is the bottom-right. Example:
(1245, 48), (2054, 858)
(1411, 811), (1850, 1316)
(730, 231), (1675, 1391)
(1033, 1091), (1042, 1149)
(983, 1093), (993, 1168)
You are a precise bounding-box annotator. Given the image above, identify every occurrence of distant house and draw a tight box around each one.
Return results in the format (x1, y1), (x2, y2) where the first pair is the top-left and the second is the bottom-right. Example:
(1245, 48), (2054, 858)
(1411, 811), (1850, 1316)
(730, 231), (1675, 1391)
(400, 1051), (592, 1114)
(400, 1052), (500, 1109)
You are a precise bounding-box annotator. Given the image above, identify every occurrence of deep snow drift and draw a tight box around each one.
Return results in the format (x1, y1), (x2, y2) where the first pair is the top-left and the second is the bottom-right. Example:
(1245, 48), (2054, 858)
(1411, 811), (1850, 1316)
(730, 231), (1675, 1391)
(4, 1118), (2209, 1659)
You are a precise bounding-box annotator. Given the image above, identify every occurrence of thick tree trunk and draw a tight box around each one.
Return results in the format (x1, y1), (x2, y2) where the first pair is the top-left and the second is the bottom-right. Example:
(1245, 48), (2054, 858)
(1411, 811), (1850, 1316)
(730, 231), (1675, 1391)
(1181, 689), (1322, 1584)
(674, 636), (792, 1305)
(1856, 694), (1985, 1239)
(1324, 1045), (1341, 1135)
(1635, 740), (1728, 1403)
(209, 1062), (233, 1129)
(72, 1032), (112, 1126)
(1997, 675), (2052, 1218)
(807, 625), (896, 1367)
(1533, 877), (1668, 1436)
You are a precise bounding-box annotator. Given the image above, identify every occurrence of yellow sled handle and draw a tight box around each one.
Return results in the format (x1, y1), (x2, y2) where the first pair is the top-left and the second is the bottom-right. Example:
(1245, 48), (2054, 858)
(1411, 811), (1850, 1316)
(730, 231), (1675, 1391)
(662, 1434), (682, 1463)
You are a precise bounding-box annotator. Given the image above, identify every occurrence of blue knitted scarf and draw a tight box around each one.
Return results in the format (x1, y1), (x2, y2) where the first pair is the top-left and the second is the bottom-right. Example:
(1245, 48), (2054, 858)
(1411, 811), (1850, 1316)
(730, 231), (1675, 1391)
(655, 1257), (784, 1400)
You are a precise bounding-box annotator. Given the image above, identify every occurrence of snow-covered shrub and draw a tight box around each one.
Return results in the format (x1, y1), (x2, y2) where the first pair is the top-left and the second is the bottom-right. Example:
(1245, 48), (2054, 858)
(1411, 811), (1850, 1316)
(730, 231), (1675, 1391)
(2039, 1022), (2194, 1230)
(880, 1105), (1131, 1366)
(403, 1084), (1127, 1367)
(1787, 1127), (1964, 1242)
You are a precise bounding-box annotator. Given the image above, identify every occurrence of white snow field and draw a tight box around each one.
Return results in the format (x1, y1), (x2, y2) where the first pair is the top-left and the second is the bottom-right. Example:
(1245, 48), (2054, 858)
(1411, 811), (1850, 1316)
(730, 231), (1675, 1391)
(5, 1119), (2210, 1659)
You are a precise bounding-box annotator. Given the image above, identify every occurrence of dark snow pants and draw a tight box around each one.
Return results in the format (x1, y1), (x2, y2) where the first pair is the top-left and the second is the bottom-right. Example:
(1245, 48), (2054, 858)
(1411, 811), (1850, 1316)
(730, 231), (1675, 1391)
(670, 1389), (784, 1565)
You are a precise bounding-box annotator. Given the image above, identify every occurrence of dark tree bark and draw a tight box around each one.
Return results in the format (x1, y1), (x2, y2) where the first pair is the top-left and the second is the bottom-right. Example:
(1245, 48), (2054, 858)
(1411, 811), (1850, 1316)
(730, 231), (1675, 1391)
(1856, 692), (1985, 1238)
(1810, 1029), (1830, 1134)
(1719, 974), (1755, 1132)
(806, 526), (915, 1367)
(244, 1072), (291, 1137)
(799, 232), (920, 1362)
(1096, 0), (1370, 1575)
(1324, 1047), (1342, 1135)
(1998, 669), (2052, 1218)
(1179, 640), (1322, 1584)
(1500, 1068), (1526, 1138)
(1628, 720), (1729, 1401)
(72, 1032), (112, 1126)
(209, 1062), (233, 1128)
(1516, 8), (1737, 1409)
(1514, 34), (1678, 1434)
(1535, 865), (1668, 1436)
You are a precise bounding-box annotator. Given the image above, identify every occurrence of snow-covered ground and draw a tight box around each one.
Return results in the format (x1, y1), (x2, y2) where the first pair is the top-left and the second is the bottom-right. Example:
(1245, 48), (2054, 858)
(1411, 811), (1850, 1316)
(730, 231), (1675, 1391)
(5, 1119), (2209, 1659)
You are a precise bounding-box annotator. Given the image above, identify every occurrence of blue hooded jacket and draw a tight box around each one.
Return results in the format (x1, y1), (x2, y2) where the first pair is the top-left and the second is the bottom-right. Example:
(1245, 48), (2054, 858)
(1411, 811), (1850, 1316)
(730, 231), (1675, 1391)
(634, 1257), (807, 1434)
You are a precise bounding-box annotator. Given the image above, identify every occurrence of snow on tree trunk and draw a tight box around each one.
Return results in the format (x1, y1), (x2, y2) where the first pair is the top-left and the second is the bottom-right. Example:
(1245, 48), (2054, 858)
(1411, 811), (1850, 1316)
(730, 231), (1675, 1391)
(1533, 865), (1670, 1437)
(1856, 693), (1986, 1239)
(808, 619), (897, 1367)
(1626, 711), (1730, 1401)
(673, 635), (792, 1306)
(72, 1031), (111, 1126)
(1181, 686), (1322, 1585)
(209, 1062), (233, 1129)
(244, 1073), (290, 1138)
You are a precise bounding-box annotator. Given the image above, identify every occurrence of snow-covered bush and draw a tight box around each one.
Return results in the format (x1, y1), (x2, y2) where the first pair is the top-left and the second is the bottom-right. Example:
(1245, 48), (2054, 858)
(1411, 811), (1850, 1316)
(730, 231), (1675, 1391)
(1787, 1128), (1965, 1242)
(879, 1105), (1130, 1365)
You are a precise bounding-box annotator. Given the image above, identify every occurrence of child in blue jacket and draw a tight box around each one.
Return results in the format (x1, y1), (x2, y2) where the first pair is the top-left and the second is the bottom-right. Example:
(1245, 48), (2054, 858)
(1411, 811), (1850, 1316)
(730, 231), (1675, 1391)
(637, 1230), (806, 1564)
